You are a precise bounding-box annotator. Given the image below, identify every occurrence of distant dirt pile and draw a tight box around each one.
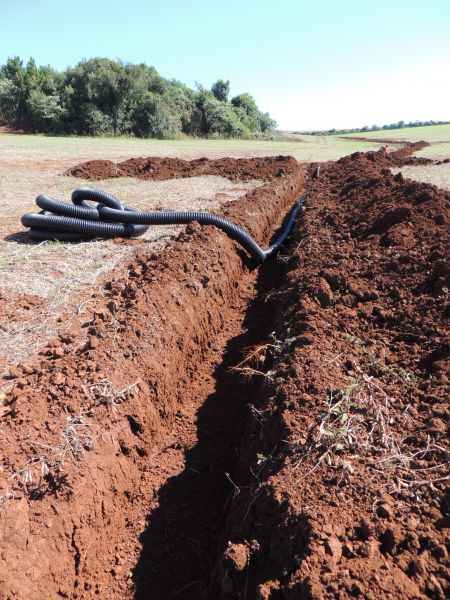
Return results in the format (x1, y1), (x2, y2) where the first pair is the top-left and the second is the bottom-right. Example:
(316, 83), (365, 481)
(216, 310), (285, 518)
(374, 140), (432, 166)
(66, 155), (298, 182)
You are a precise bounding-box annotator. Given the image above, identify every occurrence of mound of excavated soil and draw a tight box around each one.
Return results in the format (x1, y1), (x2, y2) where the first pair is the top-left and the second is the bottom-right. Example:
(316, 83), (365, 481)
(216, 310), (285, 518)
(1, 146), (448, 599)
(214, 144), (449, 599)
(0, 156), (307, 599)
(66, 155), (298, 182)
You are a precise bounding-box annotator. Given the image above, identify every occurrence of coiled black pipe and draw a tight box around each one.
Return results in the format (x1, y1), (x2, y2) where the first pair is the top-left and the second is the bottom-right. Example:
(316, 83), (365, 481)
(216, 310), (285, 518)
(21, 188), (304, 265)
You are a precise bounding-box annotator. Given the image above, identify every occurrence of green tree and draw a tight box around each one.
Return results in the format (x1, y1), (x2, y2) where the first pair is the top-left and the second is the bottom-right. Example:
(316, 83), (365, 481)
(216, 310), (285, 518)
(26, 89), (65, 132)
(38, 65), (62, 96)
(62, 58), (132, 134)
(0, 56), (278, 138)
(79, 104), (114, 136)
(132, 92), (181, 138)
(0, 57), (27, 123)
(211, 79), (230, 102)
(201, 93), (249, 137)
(232, 93), (276, 133)
(24, 58), (40, 93)
(258, 111), (277, 132)
(0, 78), (19, 122)
(164, 80), (196, 134)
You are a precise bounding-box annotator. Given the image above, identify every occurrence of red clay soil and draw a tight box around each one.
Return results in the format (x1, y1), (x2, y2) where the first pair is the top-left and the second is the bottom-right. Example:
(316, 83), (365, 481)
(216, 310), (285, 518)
(0, 125), (26, 134)
(0, 157), (306, 599)
(339, 139), (434, 166)
(1, 146), (448, 600)
(214, 145), (449, 599)
(385, 141), (434, 166)
(66, 155), (298, 182)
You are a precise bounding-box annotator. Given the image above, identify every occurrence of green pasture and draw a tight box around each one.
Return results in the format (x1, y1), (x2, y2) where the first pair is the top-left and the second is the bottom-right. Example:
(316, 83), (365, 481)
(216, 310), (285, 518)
(341, 123), (450, 143)
(341, 124), (450, 159)
(0, 132), (380, 164)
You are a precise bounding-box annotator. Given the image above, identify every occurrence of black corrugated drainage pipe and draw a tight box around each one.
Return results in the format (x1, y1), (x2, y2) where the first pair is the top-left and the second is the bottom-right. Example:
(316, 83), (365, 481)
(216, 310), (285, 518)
(21, 188), (304, 265)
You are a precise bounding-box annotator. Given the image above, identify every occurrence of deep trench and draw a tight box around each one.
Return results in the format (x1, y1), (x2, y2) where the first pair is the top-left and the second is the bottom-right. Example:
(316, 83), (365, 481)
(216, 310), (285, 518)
(131, 222), (295, 599)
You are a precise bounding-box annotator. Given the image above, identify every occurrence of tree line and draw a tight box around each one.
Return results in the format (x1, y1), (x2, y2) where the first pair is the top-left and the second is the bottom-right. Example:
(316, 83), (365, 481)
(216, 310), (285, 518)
(0, 57), (276, 138)
(298, 120), (449, 136)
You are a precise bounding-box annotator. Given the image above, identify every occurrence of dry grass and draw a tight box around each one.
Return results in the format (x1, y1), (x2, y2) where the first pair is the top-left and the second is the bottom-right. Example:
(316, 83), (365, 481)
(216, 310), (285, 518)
(391, 164), (450, 191)
(230, 343), (274, 381)
(288, 375), (450, 496)
(87, 379), (140, 413)
(230, 331), (297, 381)
(8, 413), (96, 497)
(0, 492), (14, 511)
(4, 378), (141, 500)
(0, 141), (261, 376)
(290, 376), (394, 474)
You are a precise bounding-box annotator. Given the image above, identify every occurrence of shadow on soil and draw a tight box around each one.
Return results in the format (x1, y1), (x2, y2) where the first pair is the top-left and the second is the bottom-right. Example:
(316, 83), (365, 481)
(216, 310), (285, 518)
(3, 232), (177, 247)
(132, 233), (296, 599)
(4, 231), (40, 244)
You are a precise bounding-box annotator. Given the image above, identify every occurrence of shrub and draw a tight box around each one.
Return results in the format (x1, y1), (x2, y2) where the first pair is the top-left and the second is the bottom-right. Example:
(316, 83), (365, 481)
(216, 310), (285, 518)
(26, 90), (65, 132)
(201, 94), (250, 138)
(132, 93), (181, 138)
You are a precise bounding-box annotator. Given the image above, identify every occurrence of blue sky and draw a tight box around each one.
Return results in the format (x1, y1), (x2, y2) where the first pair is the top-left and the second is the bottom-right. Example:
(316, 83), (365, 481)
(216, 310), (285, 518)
(1, 0), (449, 130)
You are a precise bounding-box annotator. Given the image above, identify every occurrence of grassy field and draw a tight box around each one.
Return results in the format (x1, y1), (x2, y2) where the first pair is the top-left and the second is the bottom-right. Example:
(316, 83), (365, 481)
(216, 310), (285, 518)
(414, 142), (450, 160)
(341, 123), (450, 143)
(0, 132), (382, 164)
(341, 123), (450, 159)
(391, 163), (450, 191)
(342, 124), (450, 183)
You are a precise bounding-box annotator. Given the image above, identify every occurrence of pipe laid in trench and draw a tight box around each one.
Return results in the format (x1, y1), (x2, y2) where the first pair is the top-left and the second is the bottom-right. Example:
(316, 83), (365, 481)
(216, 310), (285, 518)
(21, 188), (304, 264)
